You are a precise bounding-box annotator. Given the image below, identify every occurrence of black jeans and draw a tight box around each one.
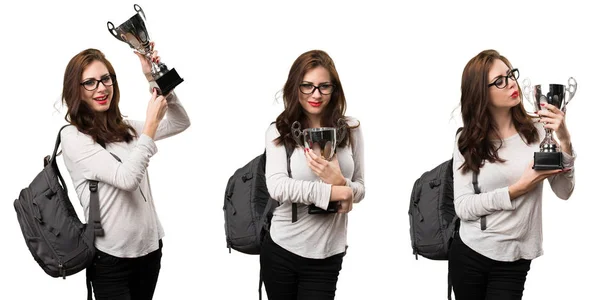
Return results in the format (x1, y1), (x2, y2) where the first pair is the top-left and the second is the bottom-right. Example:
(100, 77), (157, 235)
(449, 234), (531, 300)
(89, 240), (163, 300)
(260, 233), (345, 300)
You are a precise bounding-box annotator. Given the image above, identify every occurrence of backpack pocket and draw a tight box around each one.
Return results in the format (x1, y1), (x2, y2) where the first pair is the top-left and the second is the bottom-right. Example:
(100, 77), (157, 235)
(14, 196), (39, 239)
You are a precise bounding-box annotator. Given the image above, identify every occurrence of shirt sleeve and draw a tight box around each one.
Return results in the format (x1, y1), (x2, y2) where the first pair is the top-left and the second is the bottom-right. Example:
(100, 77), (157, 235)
(264, 124), (332, 210)
(60, 125), (157, 192)
(547, 147), (576, 200)
(453, 135), (515, 221)
(127, 91), (191, 140)
(344, 119), (365, 203)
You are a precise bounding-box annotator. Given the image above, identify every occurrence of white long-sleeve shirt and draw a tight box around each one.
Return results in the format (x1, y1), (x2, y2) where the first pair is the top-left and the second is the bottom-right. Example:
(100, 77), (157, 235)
(453, 123), (575, 261)
(61, 93), (190, 258)
(265, 117), (365, 259)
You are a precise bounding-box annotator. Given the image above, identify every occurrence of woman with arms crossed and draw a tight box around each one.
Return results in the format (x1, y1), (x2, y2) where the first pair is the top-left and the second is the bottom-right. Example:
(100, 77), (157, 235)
(261, 50), (365, 300)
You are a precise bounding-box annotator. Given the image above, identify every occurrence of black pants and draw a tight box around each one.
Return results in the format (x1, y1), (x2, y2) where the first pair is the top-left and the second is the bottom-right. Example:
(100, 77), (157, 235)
(260, 233), (345, 300)
(449, 234), (531, 300)
(89, 240), (163, 300)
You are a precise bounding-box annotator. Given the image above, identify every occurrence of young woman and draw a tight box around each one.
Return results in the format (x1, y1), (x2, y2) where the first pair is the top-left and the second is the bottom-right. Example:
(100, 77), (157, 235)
(60, 44), (190, 300)
(260, 50), (365, 300)
(449, 49), (576, 300)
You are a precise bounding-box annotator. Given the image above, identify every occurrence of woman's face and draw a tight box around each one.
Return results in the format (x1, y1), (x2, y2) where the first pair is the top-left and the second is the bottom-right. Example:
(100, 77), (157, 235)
(298, 66), (333, 122)
(487, 59), (520, 111)
(80, 60), (114, 113)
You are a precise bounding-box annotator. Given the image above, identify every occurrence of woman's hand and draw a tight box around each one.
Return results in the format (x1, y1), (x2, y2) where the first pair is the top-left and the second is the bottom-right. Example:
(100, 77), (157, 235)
(508, 160), (571, 199)
(536, 103), (572, 154)
(337, 198), (353, 214)
(330, 185), (353, 213)
(305, 149), (346, 186)
(142, 88), (168, 139)
(133, 41), (161, 81)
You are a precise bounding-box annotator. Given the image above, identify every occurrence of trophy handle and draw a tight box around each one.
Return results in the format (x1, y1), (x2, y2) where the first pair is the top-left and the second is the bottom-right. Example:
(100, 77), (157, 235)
(521, 77), (534, 106)
(106, 22), (123, 42)
(564, 77), (577, 108)
(134, 4), (146, 20)
(335, 118), (347, 148)
(291, 121), (304, 147)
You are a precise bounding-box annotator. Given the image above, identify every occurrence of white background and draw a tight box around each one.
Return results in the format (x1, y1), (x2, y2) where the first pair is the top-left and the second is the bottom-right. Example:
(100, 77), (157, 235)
(0, 0), (597, 299)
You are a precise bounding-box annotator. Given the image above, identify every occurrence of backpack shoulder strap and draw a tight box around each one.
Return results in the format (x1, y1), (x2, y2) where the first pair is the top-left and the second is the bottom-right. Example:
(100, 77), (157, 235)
(48, 125), (71, 192)
(269, 121), (298, 223)
(472, 172), (485, 230)
(286, 147), (297, 222)
(88, 181), (104, 237)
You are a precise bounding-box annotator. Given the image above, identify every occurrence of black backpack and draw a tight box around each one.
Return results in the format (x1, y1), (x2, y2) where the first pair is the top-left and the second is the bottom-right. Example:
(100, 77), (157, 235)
(13, 125), (104, 295)
(223, 146), (291, 255)
(408, 128), (486, 299)
(223, 127), (293, 300)
(409, 157), (459, 261)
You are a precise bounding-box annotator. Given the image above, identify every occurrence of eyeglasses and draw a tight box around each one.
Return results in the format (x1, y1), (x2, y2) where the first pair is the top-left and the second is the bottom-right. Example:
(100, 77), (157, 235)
(81, 74), (117, 91)
(488, 68), (519, 89)
(299, 83), (335, 95)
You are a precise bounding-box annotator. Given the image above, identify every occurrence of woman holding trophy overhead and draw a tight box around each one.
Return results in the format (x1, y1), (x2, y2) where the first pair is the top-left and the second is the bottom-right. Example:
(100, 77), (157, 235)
(260, 50), (365, 299)
(59, 42), (190, 300)
(449, 49), (575, 300)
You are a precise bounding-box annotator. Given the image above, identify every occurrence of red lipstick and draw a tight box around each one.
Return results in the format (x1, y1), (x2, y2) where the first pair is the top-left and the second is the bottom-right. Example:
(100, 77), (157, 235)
(94, 95), (109, 105)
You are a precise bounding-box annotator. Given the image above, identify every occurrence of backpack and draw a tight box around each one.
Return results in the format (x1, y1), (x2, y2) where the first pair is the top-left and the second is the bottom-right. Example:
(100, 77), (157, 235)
(408, 128), (485, 299)
(409, 157), (458, 261)
(223, 146), (291, 255)
(408, 127), (486, 260)
(13, 125), (103, 295)
(223, 125), (293, 300)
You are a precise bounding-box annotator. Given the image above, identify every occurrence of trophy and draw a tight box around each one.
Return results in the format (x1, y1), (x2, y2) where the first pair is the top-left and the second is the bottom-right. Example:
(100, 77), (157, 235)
(107, 4), (184, 95)
(292, 119), (347, 214)
(522, 77), (577, 170)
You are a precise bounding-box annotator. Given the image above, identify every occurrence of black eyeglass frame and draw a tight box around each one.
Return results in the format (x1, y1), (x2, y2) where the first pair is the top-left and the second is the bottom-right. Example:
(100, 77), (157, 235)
(488, 68), (519, 89)
(80, 74), (117, 91)
(298, 83), (336, 95)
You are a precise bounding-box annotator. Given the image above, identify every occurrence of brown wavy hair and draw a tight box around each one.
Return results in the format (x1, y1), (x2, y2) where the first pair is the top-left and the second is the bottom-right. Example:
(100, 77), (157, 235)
(62, 49), (136, 147)
(458, 49), (538, 174)
(274, 50), (357, 152)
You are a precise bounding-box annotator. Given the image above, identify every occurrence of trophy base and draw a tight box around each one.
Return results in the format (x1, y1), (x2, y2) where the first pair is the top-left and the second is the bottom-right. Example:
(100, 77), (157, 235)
(533, 152), (563, 170)
(155, 68), (184, 95)
(308, 202), (339, 214)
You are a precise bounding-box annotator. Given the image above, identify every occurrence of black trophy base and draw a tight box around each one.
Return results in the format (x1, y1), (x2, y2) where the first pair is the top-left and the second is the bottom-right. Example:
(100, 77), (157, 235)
(308, 202), (339, 214)
(155, 68), (184, 96)
(533, 152), (563, 170)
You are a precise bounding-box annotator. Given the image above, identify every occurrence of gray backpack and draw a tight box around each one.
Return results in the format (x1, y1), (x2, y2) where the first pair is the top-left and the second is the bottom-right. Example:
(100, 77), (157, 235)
(13, 126), (103, 296)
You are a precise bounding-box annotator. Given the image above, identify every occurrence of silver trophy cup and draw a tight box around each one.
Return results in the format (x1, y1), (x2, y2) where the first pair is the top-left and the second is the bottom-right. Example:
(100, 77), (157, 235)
(292, 119), (347, 214)
(522, 77), (577, 170)
(107, 4), (183, 95)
